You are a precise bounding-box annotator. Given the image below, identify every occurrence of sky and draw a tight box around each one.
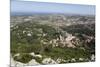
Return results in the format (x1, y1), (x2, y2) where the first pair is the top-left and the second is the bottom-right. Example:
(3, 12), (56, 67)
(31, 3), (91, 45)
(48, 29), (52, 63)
(11, 0), (95, 5)
(11, 0), (95, 15)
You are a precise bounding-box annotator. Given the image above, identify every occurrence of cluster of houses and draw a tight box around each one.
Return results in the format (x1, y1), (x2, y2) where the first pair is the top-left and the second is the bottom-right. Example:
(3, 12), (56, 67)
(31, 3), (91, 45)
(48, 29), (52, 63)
(40, 31), (80, 48)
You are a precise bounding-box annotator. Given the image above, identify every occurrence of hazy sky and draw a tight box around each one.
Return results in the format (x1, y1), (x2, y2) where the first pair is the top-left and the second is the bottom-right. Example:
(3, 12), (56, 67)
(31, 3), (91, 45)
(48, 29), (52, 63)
(11, 0), (95, 15)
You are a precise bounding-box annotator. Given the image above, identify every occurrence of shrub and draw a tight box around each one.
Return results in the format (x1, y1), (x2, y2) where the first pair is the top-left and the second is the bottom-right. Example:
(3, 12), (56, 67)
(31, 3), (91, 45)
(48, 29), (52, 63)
(14, 53), (33, 63)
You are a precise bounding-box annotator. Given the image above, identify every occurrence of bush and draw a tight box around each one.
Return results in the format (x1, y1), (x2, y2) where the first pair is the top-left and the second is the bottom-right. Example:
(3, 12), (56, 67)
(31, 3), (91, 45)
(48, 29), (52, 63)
(33, 56), (42, 63)
(14, 53), (33, 63)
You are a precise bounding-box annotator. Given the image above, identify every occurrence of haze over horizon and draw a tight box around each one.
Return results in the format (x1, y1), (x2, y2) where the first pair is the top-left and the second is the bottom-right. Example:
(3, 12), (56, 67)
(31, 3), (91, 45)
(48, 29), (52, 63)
(11, 1), (95, 15)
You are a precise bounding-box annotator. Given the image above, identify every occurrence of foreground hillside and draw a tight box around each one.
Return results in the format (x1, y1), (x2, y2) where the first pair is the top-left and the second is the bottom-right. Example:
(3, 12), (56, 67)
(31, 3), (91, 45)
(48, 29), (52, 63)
(10, 15), (95, 66)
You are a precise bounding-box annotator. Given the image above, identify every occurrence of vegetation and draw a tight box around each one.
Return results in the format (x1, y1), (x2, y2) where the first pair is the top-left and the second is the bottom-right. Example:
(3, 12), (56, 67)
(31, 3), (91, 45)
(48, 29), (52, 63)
(11, 16), (95, 64)
(14, 53), (33, 63)
(42, 47), (91, 61)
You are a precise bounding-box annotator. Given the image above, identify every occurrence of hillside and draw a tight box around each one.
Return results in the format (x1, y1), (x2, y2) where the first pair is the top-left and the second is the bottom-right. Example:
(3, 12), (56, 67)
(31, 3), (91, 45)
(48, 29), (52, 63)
(10, 15), (95, 66)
